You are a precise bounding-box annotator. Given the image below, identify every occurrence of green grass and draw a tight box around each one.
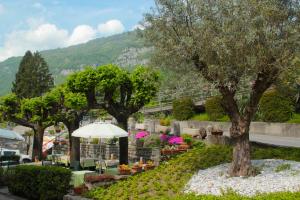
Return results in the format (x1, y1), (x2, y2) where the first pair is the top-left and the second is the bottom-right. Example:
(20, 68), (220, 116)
(191, 113), (230, 122)
(275, 163), (291, 172)
(86, 143), (300, 200)
(287, 113), (300, 124)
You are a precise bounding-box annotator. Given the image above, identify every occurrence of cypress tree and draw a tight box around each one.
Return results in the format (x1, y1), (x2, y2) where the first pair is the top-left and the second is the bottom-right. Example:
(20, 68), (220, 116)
(12, 51), (54, 98)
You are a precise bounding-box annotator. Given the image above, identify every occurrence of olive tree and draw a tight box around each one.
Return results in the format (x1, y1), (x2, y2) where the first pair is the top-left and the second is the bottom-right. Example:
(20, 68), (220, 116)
(144, 0), (300, 176)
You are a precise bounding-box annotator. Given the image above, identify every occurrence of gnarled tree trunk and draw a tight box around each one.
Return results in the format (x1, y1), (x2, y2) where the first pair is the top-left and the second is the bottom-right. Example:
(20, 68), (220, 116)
(229, 120), (252, 177)
(117, 117), (129, 165)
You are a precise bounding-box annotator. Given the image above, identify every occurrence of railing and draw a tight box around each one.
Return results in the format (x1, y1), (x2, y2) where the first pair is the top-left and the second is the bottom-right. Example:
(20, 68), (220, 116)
(142, 89), (249, 114)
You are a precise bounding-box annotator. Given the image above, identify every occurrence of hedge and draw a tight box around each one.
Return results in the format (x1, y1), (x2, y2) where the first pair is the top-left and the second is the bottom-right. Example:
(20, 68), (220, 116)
(258, 89), (294, 122)
(205, 96), (226, 121)
(7, 165), (71, 200)
(173, 97), (195, 120)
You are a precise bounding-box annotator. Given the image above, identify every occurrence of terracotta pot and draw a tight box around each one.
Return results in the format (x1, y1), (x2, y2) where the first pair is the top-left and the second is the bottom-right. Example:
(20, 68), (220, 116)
(131, 166), (142, 173)
(119, 169), (131, 175)
(144, 165), (155, 171)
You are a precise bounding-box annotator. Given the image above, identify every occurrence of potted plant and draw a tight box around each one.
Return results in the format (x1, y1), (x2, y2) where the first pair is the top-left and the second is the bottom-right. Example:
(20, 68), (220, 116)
(118, 164), (131, 175)
(144, 160), (155, 171)
(178, 143), (189, 151)
(131, 163), (143, 174)
(73, 185), (88, 195)
(135, 131), (149, 148)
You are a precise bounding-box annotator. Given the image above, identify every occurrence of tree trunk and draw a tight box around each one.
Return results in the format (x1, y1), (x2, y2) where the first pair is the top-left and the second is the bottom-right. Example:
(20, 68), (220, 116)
(66, 120), (81, 166)
(117, 118), (129, 165)
(32, 126), (44, 161)
(229, 121), (252, 177)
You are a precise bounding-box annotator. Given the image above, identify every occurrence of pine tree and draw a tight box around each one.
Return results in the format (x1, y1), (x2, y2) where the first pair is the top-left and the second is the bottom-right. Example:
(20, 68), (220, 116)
(12, 51), (54, 98)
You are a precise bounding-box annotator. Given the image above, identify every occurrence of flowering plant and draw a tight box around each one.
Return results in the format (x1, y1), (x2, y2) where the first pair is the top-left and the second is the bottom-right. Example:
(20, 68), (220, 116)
(168, 136), (183, 145)
(135, 131), (149, 139)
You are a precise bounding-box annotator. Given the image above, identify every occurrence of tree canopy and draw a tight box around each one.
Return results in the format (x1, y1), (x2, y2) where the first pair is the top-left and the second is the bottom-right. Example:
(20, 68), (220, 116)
(67, 64), (160, 164)
(144, 0), (300, 176)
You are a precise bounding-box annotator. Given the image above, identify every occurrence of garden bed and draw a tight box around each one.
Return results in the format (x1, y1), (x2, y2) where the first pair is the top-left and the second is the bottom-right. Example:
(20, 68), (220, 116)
(85, 143), (300, 199)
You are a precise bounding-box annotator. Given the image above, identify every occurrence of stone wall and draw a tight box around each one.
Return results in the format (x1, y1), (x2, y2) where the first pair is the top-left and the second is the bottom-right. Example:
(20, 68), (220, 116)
(177, 121), (300, 138)
(141, 120), (300, 138)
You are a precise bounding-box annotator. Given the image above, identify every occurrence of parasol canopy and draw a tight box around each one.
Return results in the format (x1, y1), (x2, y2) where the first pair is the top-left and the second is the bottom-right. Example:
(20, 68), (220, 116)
(72, 122), (128, 139)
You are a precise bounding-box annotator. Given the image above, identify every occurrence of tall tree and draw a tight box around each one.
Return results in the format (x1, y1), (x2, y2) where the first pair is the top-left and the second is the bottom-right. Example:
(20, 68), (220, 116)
(68, 65), (160, 164)
(12, 51), (54, 98)
(144, 0), (300, 176)
(46, 85), (88, 166)
(0, 94), (56, 160)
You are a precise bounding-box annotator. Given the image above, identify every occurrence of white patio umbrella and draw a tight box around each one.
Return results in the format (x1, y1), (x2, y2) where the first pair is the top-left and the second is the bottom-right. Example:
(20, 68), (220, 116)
(72, 122), (128, 139)
(0, 129), (25, 141)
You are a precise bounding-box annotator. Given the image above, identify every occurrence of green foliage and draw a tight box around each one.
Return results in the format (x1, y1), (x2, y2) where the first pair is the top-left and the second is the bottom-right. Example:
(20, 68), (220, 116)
(12, 51), (53, 98)
(275, 163), (291, 172)
(191, 113), (230, 122)
(159, 117), (171, 126)
(87, 143), (300, 199)
(288, 113), (300, 123)
(258, 89), (294, 122)
(7, 165), (71, 200)
(132, 112), (145, 123)
(205, 96), (226, 121)
(178, 192), (300, 200)
(181, 134), (193, 144)
(173, 97), (195, 120)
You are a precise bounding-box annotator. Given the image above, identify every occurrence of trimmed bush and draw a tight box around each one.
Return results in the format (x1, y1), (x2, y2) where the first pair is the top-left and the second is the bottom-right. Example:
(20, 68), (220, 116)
(7, 165), (71, 200)
(205, 96), (226, 121)
(258, 89), (294, 122)
(173, 97), (195, 120)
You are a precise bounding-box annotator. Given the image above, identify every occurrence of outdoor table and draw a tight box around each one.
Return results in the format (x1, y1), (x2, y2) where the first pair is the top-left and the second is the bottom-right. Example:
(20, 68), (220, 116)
(105, 159), (119, 167)
(70, 170), (94, 187)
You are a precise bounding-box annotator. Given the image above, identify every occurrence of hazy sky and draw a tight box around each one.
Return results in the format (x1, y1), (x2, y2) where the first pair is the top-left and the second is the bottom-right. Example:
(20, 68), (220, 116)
(0, 0), (154, 61)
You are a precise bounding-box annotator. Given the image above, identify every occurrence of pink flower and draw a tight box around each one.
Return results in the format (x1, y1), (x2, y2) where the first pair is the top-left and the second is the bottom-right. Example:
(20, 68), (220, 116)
(135, 131), (149, 139)
(168, 136), (183, 145)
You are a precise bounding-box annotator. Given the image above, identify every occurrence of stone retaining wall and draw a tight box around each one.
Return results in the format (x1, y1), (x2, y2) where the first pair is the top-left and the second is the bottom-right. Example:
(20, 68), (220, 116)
(141, 120), (300, 138)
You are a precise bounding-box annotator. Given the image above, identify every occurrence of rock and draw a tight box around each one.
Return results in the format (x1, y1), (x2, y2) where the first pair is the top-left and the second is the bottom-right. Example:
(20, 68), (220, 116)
(184, 159), (300, 197)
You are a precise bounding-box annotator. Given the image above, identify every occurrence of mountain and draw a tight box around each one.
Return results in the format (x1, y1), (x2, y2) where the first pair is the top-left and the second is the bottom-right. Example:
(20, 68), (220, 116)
(0, 31), (152, 96)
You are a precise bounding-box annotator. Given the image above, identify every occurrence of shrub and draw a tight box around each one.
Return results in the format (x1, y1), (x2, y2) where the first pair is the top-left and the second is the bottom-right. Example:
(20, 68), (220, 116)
(205, 96), (226, 121)
(7, 165), (71, 200)
(159, 117), (171, 126)
(173, 97), (195, 120)
(181, 134), (193, 144)
(258, 89), (294, 122)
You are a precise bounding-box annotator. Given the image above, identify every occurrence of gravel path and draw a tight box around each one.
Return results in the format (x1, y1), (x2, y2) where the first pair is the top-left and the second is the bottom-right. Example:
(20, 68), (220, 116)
(185, 159), (300, 196)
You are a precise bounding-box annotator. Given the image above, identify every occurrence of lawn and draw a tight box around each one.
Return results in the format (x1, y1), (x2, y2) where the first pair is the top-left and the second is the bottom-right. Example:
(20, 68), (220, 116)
(191, 113), (230, 122)
(86, 143), (300, 200)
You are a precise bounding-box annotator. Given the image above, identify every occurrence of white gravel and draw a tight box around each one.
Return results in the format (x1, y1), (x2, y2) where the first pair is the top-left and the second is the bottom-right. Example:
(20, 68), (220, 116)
(185, 159), (300, 196)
